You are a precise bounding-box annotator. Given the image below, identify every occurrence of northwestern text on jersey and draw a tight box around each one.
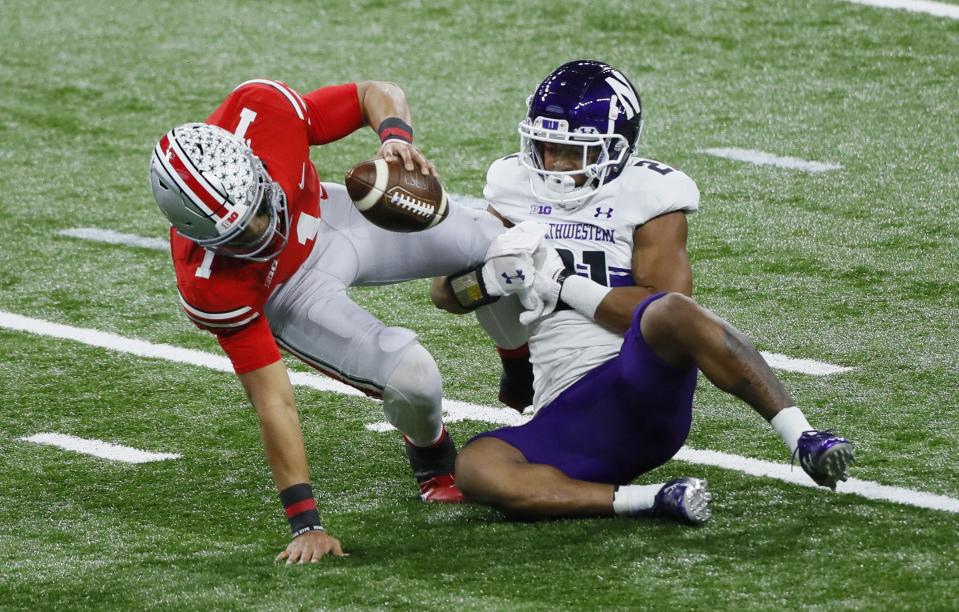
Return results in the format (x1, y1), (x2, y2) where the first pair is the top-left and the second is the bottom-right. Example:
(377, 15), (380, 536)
(547, 222), (615, 243)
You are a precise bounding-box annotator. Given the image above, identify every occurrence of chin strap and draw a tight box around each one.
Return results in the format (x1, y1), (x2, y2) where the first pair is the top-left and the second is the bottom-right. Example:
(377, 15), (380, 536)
(545, 174), (577, 194)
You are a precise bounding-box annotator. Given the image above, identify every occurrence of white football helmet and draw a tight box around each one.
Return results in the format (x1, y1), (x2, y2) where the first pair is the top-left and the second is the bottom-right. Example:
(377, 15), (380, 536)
(149, 123), (289, 261)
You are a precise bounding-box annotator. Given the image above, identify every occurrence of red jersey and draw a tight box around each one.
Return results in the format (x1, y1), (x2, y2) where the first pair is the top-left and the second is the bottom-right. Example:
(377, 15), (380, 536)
(171, 79), (364, 374)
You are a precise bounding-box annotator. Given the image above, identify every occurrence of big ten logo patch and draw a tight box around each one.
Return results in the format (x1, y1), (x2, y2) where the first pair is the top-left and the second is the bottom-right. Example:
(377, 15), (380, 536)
(222, 210), (240, 229)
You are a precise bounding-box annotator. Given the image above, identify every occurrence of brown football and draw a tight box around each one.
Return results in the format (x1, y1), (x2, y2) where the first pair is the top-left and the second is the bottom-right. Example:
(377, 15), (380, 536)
(344, 158), (449, 232)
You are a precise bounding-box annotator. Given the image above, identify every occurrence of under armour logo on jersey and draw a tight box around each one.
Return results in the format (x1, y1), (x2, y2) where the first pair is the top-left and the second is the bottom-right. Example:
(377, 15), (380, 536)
(501, 270), (526, 284)
(594, 207), (614, 218)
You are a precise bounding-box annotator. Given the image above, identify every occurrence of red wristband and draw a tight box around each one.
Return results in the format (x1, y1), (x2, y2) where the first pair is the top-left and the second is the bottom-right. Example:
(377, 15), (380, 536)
(377, 117), (413, 144)
(279, 483), (323, 537)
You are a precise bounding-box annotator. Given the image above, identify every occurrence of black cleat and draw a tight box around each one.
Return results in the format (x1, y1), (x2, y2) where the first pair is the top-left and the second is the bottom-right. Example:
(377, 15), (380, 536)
(404, 428), (457, 481)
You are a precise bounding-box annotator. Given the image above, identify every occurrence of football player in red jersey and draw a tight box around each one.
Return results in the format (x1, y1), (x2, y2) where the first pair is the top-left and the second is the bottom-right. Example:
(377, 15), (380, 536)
(149, 79), (505, 562)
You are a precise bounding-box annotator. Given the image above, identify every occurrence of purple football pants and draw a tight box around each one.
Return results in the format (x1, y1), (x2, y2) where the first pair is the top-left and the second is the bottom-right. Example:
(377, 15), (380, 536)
(469, 293), (697, 485)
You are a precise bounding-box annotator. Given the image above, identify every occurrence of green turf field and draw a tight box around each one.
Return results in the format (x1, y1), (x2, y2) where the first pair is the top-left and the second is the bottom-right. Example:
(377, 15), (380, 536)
(1, 0), (958, 609)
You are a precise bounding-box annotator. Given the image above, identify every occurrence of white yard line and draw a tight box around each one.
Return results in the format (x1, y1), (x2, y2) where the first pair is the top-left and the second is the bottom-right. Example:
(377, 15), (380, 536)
(20, 432), (180, 463)
(844, 0), (959, 19)
(760, 352), (853, 375)
(1, 310), (954, 514)
(56, 227), (854, 376)
(58, 228), (169, 250)
(0, 310), (364, 397)
(700, 148), (842, 172)
(677, 447), (959, 513)
(55, 193), (487, 251)
(367, 413), (959, 515)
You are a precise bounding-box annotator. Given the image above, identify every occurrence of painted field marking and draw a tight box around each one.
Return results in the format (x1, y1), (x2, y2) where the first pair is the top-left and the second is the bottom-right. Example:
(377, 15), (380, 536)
(58, 227), (168, 250)
(55, 191), (487, 251)
(20, 432), (181, 463)
(844, 0), (959, 19)
(367, 420), (959, 514)
(700, 148), (842, 173)
(55, 227), (853, 377)
(1, 310), (955, 514)
(0, 310), (365, 398)
(760, 352), (853, 375)
(678, 446), (959, 513)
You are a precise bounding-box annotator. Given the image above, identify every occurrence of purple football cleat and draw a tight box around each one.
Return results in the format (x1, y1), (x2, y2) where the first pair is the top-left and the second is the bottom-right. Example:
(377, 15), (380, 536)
(795, 430), (855, 490)
(652, 477), (712, 525)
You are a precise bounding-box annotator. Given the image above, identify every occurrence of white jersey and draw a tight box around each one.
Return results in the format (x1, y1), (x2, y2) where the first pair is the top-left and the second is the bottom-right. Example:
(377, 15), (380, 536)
(484, 154), (700, 410)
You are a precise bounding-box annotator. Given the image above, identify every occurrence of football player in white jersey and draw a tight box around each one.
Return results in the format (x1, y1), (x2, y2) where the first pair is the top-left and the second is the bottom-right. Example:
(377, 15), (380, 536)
(434, 60), (855, 523)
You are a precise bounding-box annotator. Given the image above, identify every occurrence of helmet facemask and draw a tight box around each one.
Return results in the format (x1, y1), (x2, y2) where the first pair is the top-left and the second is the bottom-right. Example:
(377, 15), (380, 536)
(519, 116), (631, 209)
(207, 171), (289, 262)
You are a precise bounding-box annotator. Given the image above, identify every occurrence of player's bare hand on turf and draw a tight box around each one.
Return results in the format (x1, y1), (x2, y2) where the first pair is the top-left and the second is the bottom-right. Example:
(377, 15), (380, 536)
(379, 140), (437, 177)
(275, 530), (347, 564)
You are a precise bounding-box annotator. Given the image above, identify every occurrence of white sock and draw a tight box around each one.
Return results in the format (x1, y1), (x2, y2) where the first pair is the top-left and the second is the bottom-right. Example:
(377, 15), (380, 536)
(612, 484), (663, 515)
(771, 406), (813, 453)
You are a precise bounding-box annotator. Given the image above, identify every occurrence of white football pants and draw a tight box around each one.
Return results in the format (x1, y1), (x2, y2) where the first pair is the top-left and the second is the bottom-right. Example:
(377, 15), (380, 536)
(265, 183), (503, 445)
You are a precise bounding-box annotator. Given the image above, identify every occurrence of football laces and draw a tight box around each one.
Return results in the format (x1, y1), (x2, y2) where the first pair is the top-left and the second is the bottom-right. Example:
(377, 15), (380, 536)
(389, 191), (433, 217)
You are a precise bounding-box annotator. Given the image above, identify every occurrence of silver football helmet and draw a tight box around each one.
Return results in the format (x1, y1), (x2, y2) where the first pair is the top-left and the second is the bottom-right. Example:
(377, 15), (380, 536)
(149, 123), (288, 261)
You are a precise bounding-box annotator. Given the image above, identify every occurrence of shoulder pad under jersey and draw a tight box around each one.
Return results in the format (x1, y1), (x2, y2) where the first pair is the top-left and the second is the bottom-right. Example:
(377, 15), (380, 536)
(483, 154), (531, 223)
(609, 158), (700, 225)
(230, 79), (311, 124)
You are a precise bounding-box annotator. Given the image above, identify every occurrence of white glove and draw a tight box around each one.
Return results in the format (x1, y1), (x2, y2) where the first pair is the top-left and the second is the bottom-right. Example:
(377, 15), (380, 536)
(485, 220), (549, 260)
(480, 221), (549, 299)
(518, 244), (567, 325)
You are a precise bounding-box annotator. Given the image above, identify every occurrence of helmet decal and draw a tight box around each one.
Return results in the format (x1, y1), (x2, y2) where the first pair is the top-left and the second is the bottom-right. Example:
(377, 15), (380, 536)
(156, 133), (232, 223)
(605, 71), (641, 119)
